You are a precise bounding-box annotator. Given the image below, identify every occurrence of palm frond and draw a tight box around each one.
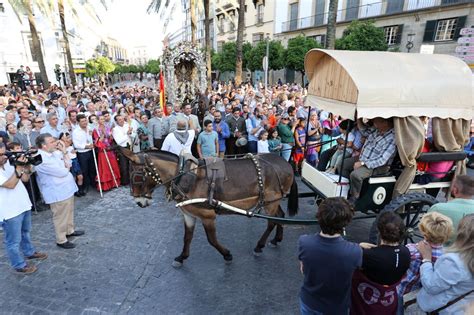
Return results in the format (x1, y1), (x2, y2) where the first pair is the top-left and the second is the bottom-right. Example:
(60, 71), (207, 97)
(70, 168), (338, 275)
(7, 0), (27, 24)
(147, 0), (162, 14)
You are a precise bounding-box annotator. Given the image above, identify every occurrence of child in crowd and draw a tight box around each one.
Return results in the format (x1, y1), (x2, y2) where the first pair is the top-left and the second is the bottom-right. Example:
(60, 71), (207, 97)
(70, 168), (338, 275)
(397, 212), (454, 311)
(326, 120), (354, 174)
(197, 120), (219, 158)
(257, 130), (269, 154)
(58, 132), (84, 197)
(293, 118), (306, 176)
(268, 128), (282, 155)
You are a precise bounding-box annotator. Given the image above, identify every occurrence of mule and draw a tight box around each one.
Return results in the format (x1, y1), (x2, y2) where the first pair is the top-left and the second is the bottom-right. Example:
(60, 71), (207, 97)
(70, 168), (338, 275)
(120, 148), (298, 267)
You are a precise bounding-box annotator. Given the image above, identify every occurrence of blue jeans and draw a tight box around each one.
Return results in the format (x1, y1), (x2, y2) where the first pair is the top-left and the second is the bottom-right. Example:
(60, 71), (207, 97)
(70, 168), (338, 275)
(248, 141), (258, 154)
(281, 143), (293, 162)
(300, 299), (323, 315)
(2, 211), (35, 269)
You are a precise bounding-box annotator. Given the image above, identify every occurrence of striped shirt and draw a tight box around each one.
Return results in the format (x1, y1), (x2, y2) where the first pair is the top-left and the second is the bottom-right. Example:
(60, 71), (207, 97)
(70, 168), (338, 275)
(360, 128), (396, 169)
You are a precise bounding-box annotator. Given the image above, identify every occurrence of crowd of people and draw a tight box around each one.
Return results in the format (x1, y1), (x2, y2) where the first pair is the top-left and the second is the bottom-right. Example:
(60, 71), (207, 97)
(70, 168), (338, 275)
(0, 79), (472, 314)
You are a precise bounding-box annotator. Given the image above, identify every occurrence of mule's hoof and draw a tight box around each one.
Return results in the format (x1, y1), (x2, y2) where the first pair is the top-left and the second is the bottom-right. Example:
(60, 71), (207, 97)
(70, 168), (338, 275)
(224, 258), (233, 265)
(224, 253), (233, 262)
(172, 260), (183, 268)
(253, 250), (262, 257)
(268, 241), (278, 248)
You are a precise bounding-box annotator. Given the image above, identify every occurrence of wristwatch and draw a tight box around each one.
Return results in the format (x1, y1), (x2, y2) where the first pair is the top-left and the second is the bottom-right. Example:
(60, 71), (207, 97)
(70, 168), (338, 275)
(421, 259), (432, 264)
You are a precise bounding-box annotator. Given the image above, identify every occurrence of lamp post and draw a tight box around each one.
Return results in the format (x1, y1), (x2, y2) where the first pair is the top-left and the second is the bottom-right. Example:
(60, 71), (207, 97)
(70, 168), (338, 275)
(264, 33), (270, 90)
(406, 33), (415, 53)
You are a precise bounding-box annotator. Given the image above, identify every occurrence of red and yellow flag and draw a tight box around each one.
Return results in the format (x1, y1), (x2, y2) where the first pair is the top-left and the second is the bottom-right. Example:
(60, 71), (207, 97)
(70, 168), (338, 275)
(159, 70), (167, 116)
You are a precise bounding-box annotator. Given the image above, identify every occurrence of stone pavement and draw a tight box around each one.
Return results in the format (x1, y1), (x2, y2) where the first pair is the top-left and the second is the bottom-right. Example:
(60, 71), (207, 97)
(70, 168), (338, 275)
(0, 179), (373, 314)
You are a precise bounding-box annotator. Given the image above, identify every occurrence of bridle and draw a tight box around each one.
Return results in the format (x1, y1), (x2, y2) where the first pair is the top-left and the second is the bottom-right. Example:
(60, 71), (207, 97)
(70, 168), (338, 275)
(130, 152), (162, 199)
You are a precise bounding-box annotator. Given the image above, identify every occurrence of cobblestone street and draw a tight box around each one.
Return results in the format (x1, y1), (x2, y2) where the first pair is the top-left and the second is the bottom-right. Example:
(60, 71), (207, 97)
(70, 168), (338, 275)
(0, 179), (373, 314)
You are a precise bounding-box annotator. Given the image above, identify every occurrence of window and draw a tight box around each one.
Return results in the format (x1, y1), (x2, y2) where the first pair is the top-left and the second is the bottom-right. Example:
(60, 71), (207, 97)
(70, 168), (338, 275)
(384, 25), (399, 45)
(252, 33), (264, 44)
(0, 3), (4, 13)
(229, 15), (235, 32)
(435, 18), (457, 41)
(219, 17), (225, 34)
(312, 34), (326, 47)
(256, 4), (264, 24)
(289, 3), (298, 31)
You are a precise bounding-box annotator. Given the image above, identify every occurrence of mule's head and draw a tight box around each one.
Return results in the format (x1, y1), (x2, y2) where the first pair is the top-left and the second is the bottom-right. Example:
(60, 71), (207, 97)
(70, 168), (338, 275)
(120, 148), (160, 208)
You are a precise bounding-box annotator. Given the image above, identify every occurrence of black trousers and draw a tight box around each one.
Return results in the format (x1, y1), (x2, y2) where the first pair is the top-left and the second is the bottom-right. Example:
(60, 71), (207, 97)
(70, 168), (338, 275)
(153, 138), (163, 150)
(317, 146), (337, 171)
(77, 150), (96, 188)
(117, 149), (130, 185)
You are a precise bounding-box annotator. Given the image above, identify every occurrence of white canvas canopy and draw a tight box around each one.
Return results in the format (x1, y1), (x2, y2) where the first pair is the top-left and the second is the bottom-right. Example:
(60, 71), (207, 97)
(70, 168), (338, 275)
(304, 49), (473, 120)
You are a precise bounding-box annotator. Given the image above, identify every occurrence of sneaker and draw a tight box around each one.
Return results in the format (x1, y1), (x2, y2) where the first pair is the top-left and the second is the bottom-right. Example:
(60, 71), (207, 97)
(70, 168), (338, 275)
(15, 264), (37, 274)
(57, 241), (75, 249)
(26, 252), (48, 260)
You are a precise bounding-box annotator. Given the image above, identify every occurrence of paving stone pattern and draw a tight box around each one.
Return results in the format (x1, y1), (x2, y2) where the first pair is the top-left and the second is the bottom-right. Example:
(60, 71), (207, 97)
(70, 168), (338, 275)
(0, 179), (373, 314)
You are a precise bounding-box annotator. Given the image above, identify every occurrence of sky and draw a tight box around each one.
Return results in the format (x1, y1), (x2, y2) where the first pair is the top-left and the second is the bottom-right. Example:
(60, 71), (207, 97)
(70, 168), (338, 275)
(100, 0), (183, 58)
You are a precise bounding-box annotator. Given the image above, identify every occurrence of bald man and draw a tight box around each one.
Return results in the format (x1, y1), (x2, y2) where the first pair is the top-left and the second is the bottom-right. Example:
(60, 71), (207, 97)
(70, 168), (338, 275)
(161, 120), (195, 156)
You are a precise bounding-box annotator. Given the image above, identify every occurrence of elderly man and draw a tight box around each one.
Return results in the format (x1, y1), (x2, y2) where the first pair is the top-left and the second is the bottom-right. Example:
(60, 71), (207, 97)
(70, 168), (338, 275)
(341, 117), (396, 201)
(164, 103), (182, 134)
(40, 113), (61, 138)
(35, 133), (84, 249)
(112, 115), (132, 185)
(162, 120), (195, 156)
(148, 107), (166, 150)
(0, 142), (47, 274)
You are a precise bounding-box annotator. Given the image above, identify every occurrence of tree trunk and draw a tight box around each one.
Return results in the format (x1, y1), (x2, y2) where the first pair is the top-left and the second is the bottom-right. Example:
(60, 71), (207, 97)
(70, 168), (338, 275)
(326, 0), (338, 49)
(26, 0), (49, 88)
(58, 0), (77, 86)
(235, 0), (245, 86)
(204, 0), (211, 88)
(190, 0), (197, 44)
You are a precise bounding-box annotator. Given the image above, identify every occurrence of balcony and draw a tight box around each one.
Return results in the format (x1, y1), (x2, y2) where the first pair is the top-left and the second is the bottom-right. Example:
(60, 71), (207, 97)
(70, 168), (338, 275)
(280, 0), (473, 33)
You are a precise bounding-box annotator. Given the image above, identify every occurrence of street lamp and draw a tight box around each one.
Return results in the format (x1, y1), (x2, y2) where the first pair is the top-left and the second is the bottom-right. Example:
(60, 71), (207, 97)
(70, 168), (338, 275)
(264, 33), (270, 91)
(406, 33), (415, 53)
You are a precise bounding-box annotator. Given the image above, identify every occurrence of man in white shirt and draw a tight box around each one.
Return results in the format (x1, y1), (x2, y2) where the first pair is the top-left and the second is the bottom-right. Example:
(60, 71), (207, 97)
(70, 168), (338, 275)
(72, 114), (95, 195)
(35, 133), (84, 249)
(0, 142), (47, 274)
(112, 115), (132, 185)
(162, 120), (195, 156)
(40, 113), (61, 138)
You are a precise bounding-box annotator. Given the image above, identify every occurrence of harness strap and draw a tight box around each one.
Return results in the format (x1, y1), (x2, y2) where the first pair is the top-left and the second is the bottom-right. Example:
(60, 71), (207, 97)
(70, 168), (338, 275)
(245, 153), (265, 212)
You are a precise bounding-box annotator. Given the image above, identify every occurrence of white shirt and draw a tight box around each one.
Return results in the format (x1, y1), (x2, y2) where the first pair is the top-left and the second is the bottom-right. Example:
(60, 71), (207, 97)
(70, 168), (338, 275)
(35, 149), (78, 204)
(41, 124), (61, 138)
(0, 161), (31, 221)
(257, 140), (270, 153)
(162, 130), (195, 156)
(112, 123), (131, 147)
(72, 127), (93, 153)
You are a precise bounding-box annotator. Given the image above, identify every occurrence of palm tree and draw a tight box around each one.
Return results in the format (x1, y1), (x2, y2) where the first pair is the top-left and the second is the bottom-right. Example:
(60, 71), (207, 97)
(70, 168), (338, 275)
(190, 0), (197, 44)
(9, 0), (50, 88)
(58, 0), (76, 86)
(326, 0), (339, 49)
(235, 0), (245, 86)
(204, 0), (211, 87)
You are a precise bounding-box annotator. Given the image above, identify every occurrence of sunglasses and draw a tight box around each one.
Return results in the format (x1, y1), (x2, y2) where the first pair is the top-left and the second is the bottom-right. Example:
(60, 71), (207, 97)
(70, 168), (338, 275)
(35, 120), (45, 123)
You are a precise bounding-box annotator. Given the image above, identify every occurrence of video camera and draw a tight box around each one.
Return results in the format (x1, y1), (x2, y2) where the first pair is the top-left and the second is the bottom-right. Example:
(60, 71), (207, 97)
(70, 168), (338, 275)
(6, 149), (43, 167)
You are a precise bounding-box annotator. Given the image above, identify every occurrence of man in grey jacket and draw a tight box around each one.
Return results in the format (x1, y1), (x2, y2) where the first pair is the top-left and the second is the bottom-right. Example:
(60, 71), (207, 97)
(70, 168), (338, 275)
(148, 107), (166, 150)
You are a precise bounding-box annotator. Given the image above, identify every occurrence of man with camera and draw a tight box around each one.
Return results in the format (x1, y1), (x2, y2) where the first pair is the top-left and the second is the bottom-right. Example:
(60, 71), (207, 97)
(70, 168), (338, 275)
(35, 133), (84, 249)
(0, 142), (47, 274)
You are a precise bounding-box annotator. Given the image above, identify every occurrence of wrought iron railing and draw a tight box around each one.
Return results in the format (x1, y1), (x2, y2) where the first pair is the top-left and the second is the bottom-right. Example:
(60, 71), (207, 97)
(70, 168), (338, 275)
(280, 0), (473, 33)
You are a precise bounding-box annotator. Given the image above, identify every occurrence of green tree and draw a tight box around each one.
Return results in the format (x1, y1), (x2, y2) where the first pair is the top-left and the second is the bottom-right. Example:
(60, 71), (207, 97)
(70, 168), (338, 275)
(246, 40), (285, 72)
(285, 35), (322, 84)
(336, 20), (388, 51)
(84, 56), (115, 84)
(144, 59), (160, 74)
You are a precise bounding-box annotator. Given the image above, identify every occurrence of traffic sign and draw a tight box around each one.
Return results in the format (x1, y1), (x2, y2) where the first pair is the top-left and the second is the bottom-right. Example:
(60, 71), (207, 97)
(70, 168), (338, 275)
(458, 37), (474, 44)
(460, 28), (474, 36)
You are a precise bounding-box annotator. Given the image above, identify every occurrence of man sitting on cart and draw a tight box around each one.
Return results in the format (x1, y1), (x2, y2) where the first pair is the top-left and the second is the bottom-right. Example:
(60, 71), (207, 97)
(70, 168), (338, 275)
(340, 117), (397, 202)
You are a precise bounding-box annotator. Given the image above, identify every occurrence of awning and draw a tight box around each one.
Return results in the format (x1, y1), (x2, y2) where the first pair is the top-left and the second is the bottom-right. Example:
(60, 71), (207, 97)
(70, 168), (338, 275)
(304, 49), (473, 120)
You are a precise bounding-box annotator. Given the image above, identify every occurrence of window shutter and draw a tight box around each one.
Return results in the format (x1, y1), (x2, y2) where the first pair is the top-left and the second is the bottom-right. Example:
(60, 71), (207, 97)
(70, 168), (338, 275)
(454, 16), (467, 40)
(423, 20), (437, 42)
(395, 24), (404, 44)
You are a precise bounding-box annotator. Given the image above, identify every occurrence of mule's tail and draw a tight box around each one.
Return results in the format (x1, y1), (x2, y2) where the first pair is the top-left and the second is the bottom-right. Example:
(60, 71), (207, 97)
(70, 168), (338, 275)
(287, 177), (299, 216)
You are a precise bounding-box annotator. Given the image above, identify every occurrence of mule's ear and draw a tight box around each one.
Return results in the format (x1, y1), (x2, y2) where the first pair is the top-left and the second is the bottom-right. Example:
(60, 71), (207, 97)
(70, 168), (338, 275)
(119, 147), (141, 164)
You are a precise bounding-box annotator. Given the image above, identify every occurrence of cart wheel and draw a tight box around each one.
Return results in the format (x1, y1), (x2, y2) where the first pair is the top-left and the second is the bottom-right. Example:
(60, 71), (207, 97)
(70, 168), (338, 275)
(368, 193), (438, 245)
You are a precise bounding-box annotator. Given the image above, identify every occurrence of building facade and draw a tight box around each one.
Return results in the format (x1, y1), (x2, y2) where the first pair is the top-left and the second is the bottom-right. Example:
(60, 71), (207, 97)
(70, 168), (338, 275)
(274, 0), (473, 57)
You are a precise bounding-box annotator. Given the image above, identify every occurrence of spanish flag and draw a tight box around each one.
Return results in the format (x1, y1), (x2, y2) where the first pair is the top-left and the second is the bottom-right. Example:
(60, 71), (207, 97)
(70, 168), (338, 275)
(159, 70), (167, 115)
